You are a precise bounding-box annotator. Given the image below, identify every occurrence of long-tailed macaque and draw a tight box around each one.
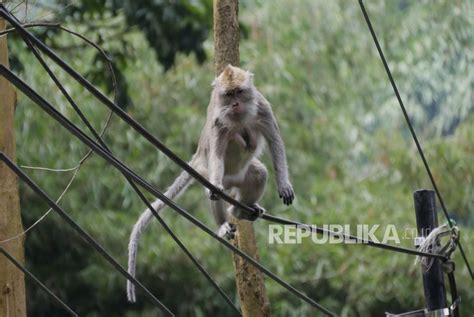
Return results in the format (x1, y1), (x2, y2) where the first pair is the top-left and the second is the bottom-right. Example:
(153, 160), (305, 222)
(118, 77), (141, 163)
(127, 65), (294, 302)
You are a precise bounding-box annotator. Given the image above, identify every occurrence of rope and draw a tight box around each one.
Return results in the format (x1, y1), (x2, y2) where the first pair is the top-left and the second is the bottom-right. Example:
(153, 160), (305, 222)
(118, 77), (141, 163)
(0, 68), (335, 316)
(0, 246), (78, 316)
(415, 224), (459, 272)
(358, 0), (473, 280)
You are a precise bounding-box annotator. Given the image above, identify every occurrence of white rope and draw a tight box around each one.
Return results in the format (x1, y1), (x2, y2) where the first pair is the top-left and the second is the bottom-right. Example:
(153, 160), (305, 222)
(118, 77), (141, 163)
(415, 223), (459, 271)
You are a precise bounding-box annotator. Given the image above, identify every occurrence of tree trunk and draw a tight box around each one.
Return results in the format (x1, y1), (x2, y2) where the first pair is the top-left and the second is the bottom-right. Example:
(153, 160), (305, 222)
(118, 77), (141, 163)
(213, 1), (271, 316)
(0, 16), (27, 317)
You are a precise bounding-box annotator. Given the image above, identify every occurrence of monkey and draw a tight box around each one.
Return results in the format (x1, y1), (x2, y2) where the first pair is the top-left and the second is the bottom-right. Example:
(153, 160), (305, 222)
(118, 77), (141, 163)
(127, 65), (294, 302)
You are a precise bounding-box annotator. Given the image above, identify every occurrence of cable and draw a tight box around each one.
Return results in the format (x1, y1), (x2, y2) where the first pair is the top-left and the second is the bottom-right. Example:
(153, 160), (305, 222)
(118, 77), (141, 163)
(0, 67), (335, 316)
(0, 246), (78, 316)
(358, 0), (473, 280)
(18, 30), (240, 315)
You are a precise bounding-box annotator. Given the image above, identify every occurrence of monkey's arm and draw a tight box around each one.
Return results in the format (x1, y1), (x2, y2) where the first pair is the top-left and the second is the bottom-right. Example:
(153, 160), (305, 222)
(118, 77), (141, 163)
(257, 95), (295, 205)
(207, 126), (227, 200)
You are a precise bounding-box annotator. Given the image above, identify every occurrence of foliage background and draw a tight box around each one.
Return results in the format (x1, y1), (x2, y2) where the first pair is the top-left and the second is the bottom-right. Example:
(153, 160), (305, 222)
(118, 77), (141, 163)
(4, 0), (473, 316)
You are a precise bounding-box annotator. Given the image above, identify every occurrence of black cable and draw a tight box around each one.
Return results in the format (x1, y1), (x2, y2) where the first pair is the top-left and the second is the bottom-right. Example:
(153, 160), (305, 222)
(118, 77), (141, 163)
(0, 67), (335, 316)
(0, 247), (78, 316)
(19, 33), (240, 315)
(0, 9), (447, 260)
(358, 0), (473, 280)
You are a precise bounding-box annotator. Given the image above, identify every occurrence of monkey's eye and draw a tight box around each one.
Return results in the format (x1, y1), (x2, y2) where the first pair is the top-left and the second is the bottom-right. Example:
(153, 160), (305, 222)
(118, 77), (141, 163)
(225, 91), (234, 97)
(236, 89), (243, 94)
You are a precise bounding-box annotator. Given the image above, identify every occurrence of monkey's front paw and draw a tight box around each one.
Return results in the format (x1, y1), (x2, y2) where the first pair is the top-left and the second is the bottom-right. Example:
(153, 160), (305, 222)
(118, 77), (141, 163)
(207, 185), (224, 201)
(278, 183), (295, 205)
(217, 222), (236, 240)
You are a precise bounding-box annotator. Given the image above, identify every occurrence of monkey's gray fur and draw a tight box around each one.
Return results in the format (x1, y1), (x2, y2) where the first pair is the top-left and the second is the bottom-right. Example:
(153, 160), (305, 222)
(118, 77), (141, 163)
(127, 65), (294, 302)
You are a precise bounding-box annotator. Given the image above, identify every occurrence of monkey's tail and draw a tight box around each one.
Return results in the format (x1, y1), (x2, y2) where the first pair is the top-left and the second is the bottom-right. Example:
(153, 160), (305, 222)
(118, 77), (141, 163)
(127, 170), (193, 302)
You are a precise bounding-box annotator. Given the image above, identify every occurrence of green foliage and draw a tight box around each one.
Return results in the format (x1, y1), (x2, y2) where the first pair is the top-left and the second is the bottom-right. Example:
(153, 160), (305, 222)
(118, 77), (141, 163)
(8, 0), (473, 316)
(54, 0), (212, 70)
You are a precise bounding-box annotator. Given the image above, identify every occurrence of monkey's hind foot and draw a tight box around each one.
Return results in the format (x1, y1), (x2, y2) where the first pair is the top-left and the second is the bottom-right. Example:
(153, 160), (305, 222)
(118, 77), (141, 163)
(230, 204), (265, 221)
(218, 222), (236, 240)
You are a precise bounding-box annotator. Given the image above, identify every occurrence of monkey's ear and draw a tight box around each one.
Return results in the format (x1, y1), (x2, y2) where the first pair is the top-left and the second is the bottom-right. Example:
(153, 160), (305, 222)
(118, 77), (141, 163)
(211, 78), (217, 87)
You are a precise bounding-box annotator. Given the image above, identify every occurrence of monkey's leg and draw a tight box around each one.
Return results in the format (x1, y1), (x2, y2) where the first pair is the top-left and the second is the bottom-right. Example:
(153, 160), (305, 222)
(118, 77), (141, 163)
(230, 159), (268, 221)
(210, 198), (236, 240)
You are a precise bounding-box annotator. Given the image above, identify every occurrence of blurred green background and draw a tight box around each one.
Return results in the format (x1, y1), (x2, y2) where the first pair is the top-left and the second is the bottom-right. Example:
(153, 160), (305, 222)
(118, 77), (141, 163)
(4, 0), (473, 316)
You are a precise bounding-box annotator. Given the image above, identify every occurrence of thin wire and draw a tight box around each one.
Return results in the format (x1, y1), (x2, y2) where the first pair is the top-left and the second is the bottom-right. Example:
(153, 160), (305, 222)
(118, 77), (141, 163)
(0, 154), (174, 316)
(0, 70), (335, 316)
(20, 30), (240, 314)
(27, 0), (77, 24)
(358, 0), (473, 279)
(0, 167), (78, 244)
(0, 246), (78, 316)
(0, 20), (114, 242)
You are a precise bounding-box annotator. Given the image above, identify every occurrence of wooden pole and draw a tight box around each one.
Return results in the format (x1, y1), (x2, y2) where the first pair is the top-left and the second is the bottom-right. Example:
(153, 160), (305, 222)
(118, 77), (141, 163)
(0, 13), (27, 317)
(213, 1), (271, 316)
(413, 189), (447, 311)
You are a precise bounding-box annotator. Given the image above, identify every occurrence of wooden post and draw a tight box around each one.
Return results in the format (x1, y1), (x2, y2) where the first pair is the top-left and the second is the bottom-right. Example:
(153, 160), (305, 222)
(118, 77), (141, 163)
(0, 13), (27, 317)
(213, 1), (271, 316)
(413, 189), (447, 311)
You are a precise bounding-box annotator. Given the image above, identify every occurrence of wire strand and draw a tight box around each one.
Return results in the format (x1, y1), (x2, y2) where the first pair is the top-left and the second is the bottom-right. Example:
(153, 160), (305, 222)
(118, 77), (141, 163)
(0, 167), (78, 244)
(358, 0), (473, 279)
(0, 246), (78, 316)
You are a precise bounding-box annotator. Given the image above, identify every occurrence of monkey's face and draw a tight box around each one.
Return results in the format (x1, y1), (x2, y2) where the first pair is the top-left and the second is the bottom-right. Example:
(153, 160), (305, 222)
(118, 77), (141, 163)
(220, 87), (256, 120)
(213, 65), (257, 122)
